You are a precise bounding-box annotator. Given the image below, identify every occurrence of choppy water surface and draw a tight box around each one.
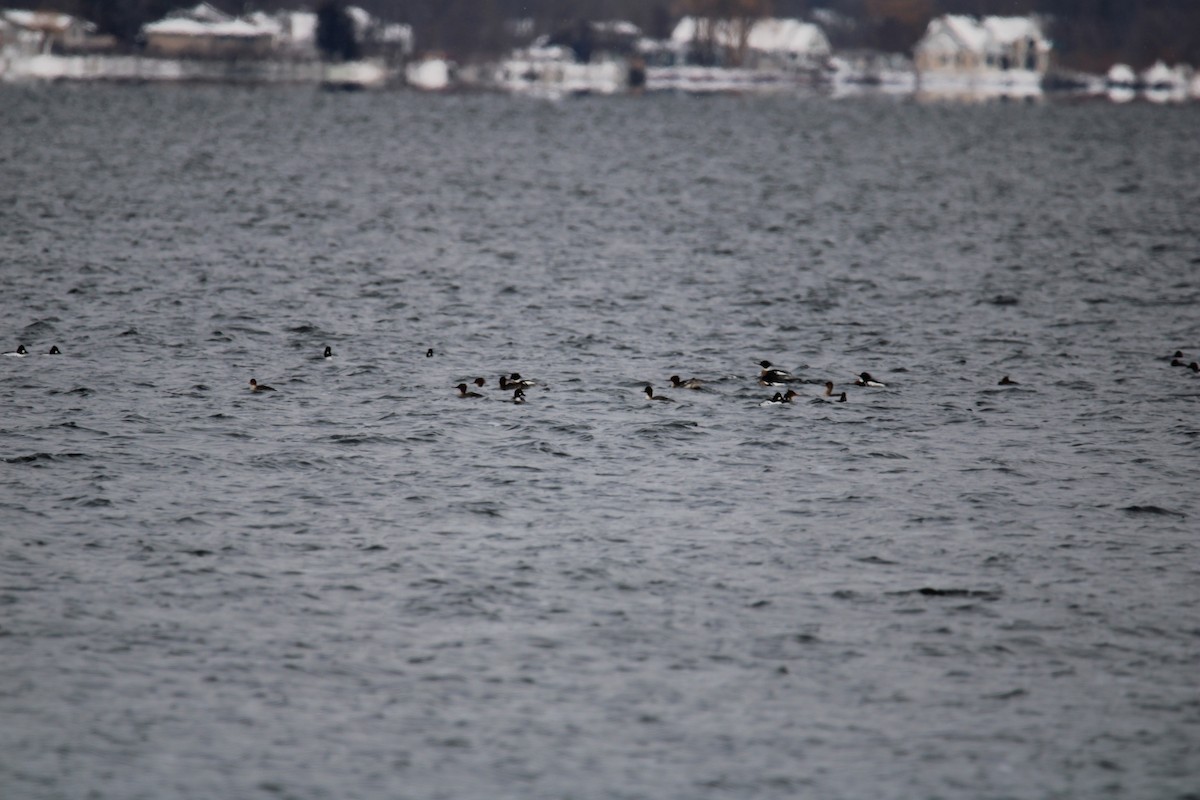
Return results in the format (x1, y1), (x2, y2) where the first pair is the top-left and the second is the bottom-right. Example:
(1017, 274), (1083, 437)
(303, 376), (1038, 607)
(2, 85), (1199, 799)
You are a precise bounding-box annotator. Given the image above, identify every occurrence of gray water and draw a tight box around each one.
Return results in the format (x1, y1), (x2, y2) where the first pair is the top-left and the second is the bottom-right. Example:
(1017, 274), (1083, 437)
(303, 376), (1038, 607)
(2, 85), (1199, 800)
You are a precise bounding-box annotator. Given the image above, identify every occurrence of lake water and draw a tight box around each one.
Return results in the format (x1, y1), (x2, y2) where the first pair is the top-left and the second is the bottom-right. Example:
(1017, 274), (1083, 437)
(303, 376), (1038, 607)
(2, 85), (1199, 800)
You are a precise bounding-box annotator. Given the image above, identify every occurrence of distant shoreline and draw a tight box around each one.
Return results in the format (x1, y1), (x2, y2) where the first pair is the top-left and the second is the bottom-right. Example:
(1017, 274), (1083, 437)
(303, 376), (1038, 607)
(3, 52), (1198, 104)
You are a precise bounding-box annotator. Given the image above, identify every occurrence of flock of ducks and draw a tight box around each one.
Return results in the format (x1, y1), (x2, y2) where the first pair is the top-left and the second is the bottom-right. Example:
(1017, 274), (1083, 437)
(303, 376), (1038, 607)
(9, 343), (1197, 404)
(1170, 350), (1200, 372)
(453, 373), (536, 403)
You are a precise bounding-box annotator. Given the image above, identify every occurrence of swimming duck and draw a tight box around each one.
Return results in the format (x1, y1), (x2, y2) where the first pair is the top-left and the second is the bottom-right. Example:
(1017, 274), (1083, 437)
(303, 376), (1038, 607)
(249, 378), (276, 392)
(323, 346), (334, 359)
(512, 388), (527, 405)
(669, 375), (703, 389)
(761, 390), (798, 406)
(855, 372), (886, 387)
(813, 385), (848, 403)
(456, 383), (484, 398)
(1189, 362), (1200, 373)
(1171, 358), (1190, 367)
(998, 375), (1019, 385)
(758, 360), (798, 385)
(4, 345), (28, 357)
(473, 377), (487, 388)
(47, 346), (61, 355)
(500, 374), (537, 390)
(426, 348), (434, 358)
(644, 385), (673, 402)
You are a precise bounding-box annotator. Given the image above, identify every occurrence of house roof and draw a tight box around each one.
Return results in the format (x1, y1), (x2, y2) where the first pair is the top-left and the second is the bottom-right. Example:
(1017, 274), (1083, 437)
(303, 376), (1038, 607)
(979, 15), (1046, 49)
(143, 17), (272, 38)
(169, 3), (233, 24)
(981, 16), (1042, 45)
(939, 15), (990, 52)
(3, 10), (94, 34)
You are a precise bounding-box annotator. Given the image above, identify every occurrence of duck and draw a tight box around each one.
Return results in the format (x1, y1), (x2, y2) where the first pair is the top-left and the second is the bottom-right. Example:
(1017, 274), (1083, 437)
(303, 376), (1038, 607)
(3, 344), (28, 357)
(426, 348), (434, 358)
(323, 345), (334, 359)
(1171, 358), (1190, 367)
(456, 383), (484, 398)
(249, 378), (276, 392)
(669, 375), (703, 389)
(499, 374), (537, 390)
(47, 346), (61, 355)
(644, 385), (673, 402)
(761, 390), (798, 406)
(473, 377), (487, 388)
(758, 360), (798, 385)
(512, 388), (527, 405)
(998, 375), (1019, 385)
(815, 383), (847, 403)
(1189, 362), (1200, 373)
(854, 371), (886, 388)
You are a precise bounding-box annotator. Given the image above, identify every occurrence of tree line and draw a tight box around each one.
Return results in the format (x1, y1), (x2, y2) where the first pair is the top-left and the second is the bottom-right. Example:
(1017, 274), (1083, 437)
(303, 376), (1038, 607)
(46, 0), (1200, 70)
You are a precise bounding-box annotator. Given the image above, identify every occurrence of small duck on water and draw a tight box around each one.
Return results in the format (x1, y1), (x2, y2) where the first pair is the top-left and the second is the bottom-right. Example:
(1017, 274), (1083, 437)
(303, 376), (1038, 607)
(249, 378), (276, 392)
(669, 375), (703, 389)
(761, 390), (798, 406)
(500, 373), (537, 390)
(817, 384), (848, 403)
(644, 385), (673, 402)
(758, 360), (798, 385)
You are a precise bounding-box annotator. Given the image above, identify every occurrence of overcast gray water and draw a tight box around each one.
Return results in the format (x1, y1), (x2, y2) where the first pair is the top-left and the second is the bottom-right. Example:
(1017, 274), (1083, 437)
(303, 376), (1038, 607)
(2, 85), (1199, 800)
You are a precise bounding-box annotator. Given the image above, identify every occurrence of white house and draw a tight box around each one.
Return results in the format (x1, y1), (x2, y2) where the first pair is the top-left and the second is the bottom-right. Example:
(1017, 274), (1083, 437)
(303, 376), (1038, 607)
(2, 9), (99, 55)
(143, 16), (275, 59)
(914, 15), (1050, 76)
(670, 16), (830, 71)
(141, 4), (411, 63)
(142, 4), (275, 58)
